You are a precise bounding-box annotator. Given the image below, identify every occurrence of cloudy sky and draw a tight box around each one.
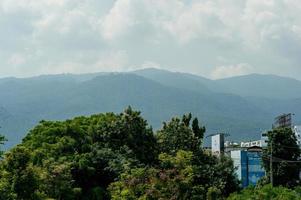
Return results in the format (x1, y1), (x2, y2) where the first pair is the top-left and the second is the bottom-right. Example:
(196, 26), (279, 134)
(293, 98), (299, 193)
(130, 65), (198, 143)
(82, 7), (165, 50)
(0, 0), (301, 79)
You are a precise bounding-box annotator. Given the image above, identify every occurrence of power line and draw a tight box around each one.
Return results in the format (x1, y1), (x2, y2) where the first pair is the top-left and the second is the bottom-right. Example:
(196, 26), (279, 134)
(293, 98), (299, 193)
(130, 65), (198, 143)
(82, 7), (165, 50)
(274, 144), (301, 149)
(262, 155), (301, 163)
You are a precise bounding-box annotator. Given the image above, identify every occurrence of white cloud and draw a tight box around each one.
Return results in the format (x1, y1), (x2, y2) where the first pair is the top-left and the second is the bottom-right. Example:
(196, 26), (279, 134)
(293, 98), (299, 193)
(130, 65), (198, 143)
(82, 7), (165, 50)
(8, 54), (27, 66)
(0, 0), (301, 79)
(92, 50), (129, 72)
(19, 50), (129, 76)
(141, 61), (161, 69)
(101, 0), (137, 40)
(147, 1), (233, 44)
(210, 63), (254, 79)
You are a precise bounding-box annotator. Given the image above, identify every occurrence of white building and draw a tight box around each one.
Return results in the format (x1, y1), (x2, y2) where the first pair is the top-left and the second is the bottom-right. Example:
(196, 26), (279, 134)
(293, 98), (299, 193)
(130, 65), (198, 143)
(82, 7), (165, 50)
(240, 140), (264, 148)
(260, 131), (268, 148)
(293, 126), (301, 146)
(211, 134), (225, 156)
(224, 141), (239, 148)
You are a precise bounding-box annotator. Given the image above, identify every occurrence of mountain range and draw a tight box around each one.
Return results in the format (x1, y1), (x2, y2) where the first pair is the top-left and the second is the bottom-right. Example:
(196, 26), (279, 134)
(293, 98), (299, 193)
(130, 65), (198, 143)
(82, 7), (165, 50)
(1, 68), (301, 149)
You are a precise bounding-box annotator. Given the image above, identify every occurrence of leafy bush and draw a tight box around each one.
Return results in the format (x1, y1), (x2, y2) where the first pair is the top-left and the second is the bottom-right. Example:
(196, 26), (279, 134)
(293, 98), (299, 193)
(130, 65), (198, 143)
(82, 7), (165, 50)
(0, 109), (239, 200)
(228, 185), (301, 200)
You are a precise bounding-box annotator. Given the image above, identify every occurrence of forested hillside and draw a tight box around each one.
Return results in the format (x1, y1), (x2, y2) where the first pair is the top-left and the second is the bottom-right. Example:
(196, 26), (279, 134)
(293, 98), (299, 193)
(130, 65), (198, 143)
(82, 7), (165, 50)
(1, 68), (301, 149)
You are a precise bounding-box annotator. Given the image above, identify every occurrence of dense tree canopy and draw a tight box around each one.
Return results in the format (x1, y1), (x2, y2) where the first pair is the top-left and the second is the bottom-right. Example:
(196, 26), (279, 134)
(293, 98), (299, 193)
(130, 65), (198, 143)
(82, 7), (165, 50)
(0, 108), (239, 200)
(109, 113), (239, 199)
(262, 127), (301, 187)
(228, 185), (301, 200)
(109, 150), (239, 200)
(156, 113), (205, 155)
(0, 107), (157, 199)
(109, 150), (201, 200)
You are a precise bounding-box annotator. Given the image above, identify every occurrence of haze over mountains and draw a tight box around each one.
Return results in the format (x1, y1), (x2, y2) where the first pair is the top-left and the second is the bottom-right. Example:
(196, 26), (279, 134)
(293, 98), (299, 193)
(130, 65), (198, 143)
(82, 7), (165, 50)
(1, 68), (301, 149)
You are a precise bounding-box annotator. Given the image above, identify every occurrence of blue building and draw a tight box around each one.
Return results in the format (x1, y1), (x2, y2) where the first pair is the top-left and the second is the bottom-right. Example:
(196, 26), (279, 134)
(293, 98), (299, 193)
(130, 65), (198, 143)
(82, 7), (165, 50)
(231, 147), (265, 188)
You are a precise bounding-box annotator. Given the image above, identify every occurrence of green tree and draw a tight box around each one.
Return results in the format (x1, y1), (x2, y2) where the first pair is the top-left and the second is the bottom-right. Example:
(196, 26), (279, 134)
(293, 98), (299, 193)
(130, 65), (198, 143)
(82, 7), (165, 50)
(228, 185), (301, 200)
(115, 106), (158, 164)
(262, 127), (301, 187)
(207, 187), (222, 200)
(192, 154), (240, 197)
(192, 117), (206, 142)
(156, 114), (238, 198)
(109, 149), (239, 200)
(0, 109), (239, 199)
(0, 146), (39, 200)
(157, 114), (205, 155)
(109, 150), (206, 200)
(0, 107), (157, 200)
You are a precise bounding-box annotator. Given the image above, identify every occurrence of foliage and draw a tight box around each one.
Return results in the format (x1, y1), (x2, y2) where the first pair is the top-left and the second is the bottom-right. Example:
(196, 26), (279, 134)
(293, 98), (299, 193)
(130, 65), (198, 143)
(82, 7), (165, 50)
(157, 113), (205, 155)
(109, 150), (239, 200)
(262, 127), (301, 187)
(0, 146), (39, 199)
(156, 114), (238, 197)
(109, 150), (205, 200)
(0, 109), (239, 200)
(228, 185), (301, 200)
(0, 107), (157, 200)
(110, 113), (238, 200)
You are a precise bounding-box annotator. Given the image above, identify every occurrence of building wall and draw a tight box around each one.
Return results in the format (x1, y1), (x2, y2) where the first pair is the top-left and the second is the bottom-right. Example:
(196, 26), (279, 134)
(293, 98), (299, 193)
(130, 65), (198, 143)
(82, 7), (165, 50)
(261, 131), (268, 148)
(231, 150), (248, 188)
(294, 126), (301, 146)
(212, 134), (224, 156)
(247, 151), (265, 186)
(231, 150), (265, 188)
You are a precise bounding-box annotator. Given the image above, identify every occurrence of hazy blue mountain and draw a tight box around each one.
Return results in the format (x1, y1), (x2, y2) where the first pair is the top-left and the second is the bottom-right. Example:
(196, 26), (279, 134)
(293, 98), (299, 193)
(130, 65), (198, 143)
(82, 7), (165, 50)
(214, 74), (301, 99)
(32, 72), (110, 82)
(0, 72), (272, 149)
(0, 106), (10, 120)
(133, 68), (213, 94)
(134, 68), (301, 99)
(247, 96), (301, 125)
(132, 68), (301, 124)
(1, 69), (300, 149)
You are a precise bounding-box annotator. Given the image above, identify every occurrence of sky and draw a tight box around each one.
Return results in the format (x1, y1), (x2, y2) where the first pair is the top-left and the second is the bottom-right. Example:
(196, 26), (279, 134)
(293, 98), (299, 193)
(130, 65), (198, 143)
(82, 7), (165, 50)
(0, 0), (301, 80)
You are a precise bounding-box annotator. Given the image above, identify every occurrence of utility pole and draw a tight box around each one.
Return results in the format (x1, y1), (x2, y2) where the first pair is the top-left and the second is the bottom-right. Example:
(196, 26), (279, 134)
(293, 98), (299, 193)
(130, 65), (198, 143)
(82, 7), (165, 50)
(270, 140), (273, 187)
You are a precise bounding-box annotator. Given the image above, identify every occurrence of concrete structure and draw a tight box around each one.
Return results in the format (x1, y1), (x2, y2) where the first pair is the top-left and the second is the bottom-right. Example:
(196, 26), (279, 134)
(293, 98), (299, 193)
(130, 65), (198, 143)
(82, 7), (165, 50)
(231, 150), (248, 187)
(224, 141), (239, 148)
(247, 148), (266, 186)
(261, 131), (268, 148)
(231, 147), (265, 188)
(211, 134), (225, 156)
(273, 113), (293, 129)
(293, 126), (301, 146)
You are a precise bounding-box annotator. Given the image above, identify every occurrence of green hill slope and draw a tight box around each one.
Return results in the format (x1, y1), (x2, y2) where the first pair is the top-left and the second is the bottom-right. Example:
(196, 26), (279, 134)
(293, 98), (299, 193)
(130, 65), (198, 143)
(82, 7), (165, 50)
(0, 72), (273, 149)
(2, 69), (301, 149)
(214, 74), (301, 99)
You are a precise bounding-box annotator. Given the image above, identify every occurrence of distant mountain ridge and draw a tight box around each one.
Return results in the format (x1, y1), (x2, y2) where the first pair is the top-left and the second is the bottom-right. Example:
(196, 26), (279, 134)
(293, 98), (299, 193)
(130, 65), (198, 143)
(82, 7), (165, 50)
(134, 68), (301, 99)
(1, 68), (301, 149)
(214, 73), (301, 99)
(133, 68), (213, 94)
